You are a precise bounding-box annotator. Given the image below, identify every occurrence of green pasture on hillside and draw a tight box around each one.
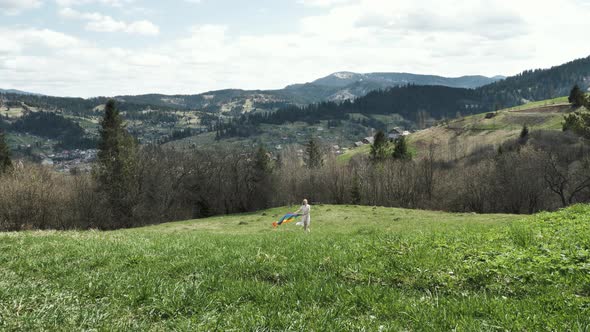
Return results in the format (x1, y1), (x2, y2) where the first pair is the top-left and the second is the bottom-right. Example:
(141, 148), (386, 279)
(1, 205), (589, 330)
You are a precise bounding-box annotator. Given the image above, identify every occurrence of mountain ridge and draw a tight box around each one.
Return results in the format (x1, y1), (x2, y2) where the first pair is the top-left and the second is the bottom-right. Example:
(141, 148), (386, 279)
(1, 71), (503, 112)
(110, 71), (503, 111)
(309, 71), (502, 89)
(0, 89), (42, 96)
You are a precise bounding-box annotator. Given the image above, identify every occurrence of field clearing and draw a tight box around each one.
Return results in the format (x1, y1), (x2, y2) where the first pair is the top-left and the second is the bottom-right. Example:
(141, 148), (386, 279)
(168, 120), (366, 151)
(0, 107), (26, 118)
(1, 204), (589, 330)
(503, 96), (569, 112)
(5, 132), (55, 151)
(340, 97), (575, 161)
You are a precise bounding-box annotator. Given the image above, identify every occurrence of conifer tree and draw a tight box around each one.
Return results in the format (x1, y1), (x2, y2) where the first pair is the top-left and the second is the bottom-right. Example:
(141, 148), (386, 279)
(392, 136), (411, 160)
(569, 85), (587, 108)
(95, 100), (138, 227)
(351, 174), (361, 205)
(520, 124), (530, 139)
(370, 130), (389, 161)
(305, 138), (323, 169)
(252, 145), (273, 208)
(253, 145), (272, 176)
(0, 129), (12, 174)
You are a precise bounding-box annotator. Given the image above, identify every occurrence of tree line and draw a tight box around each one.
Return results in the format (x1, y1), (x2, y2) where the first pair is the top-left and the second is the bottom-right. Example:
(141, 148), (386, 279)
(563, 85), (590, 139)
(10, 111), (96, 149)
(216, 57), (590, 139)
(1, 98), (589, 231)
(224, 85), (486, 133)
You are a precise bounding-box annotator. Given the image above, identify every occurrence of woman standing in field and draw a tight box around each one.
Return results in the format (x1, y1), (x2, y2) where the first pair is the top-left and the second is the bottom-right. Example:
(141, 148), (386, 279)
(295, 199), (311, 233)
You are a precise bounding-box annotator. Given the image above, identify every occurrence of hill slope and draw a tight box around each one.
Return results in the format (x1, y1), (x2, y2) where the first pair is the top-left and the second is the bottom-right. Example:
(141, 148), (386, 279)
(1, 204), (589, 330)
(311, 71), (502, 89)
(479, 56), (590, 107)
(115, 72), (502, 110)
(0, 88), (41, 96)
(339, 96), (577, 161)
(409, 96), (575, 159)
(2, 55), (590, 160)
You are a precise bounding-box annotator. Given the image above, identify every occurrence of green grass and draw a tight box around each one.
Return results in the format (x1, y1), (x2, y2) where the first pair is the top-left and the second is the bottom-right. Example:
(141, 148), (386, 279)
(170, 120), (367, 152)
(338, 144), (370, 162)
(1, 205), (589, 330)
(340, 97), (574, 161)
(503, 96), (569, 112)
(6, 133), (57, 152)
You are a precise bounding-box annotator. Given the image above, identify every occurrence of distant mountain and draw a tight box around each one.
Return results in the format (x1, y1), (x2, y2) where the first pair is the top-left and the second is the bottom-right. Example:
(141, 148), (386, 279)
(0, 88), (42, 96)
(115, 72), (503, 112)
(222, 56), (590, 141)
(310, 72), (501, 89)
(2, 56), (590, 156)
(4, 56), (589, 118)
(1, 72), (503, 117)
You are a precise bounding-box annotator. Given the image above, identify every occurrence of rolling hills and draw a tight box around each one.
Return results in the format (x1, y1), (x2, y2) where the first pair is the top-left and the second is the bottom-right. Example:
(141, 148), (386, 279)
(1, 204), (588, 330)
(409, 96), (575, 159)
(0, 89), (41, 96)
(1, 55), (590, 162)
(339, 96), (581, 161)
(114, 72), (502, 110)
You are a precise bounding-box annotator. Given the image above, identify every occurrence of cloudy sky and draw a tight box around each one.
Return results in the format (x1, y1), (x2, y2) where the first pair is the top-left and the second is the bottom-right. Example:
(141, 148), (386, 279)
(1, 0), (590, 97)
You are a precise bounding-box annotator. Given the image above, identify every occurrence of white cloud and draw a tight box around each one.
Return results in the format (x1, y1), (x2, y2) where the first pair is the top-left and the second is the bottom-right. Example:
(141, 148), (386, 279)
(3, 0), (590, 97)
(125, 20), (160, 35)
(298, 0), (352, 7)
(0, 0), (42, 15)
(59, 7), (159, 35)
(55, 0), (134, 7)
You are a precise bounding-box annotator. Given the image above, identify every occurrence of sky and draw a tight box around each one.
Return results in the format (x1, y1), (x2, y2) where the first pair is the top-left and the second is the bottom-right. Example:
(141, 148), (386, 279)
(1, 0), (590, 97)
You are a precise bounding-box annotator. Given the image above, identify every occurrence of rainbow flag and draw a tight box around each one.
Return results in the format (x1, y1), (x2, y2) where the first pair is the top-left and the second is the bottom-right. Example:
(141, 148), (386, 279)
(272, 213), (302, 228)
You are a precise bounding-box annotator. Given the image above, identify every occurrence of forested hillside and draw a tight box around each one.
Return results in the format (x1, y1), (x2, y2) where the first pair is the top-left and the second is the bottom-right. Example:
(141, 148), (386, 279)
(226, 85), (485, 133)
(218, 56), (590, 139)
(1, 56), (590, 156)
(479, 56), (590, 107)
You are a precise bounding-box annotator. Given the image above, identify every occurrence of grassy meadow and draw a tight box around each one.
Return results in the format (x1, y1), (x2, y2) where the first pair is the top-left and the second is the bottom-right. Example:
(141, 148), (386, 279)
(338, 96), (578, 161)
(1, 205), (589, 330)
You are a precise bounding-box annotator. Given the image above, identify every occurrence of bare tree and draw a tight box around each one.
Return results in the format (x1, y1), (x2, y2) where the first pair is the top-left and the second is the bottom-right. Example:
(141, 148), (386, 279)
(544, 153), (590, 207)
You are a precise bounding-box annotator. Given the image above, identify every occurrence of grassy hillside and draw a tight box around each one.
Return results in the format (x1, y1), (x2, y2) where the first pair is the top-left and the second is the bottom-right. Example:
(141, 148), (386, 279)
(410, 99), (577, 159)
(1, 205), (589, 330)
(339, 97), (577, 161)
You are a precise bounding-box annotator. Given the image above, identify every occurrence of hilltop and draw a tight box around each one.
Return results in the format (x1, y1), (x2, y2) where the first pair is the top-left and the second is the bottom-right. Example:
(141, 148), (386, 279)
(115, 72), (501, 109)
(0, 89), (41, 96)
(410, 96), (576, 159)
(339, 96), (581, 161)
(1, 55), (590, 164)
(1, 204), (588, 330)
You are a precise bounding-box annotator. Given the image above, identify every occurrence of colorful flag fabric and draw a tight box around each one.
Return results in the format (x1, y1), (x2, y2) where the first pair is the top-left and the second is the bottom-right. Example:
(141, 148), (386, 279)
(272, 213), (301, 228)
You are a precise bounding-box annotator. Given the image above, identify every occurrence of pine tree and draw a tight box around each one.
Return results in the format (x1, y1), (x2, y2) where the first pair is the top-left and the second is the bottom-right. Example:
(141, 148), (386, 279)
(569, 85), (586, 108)
(520, 124), (529, 139)
(95, 100), (138, 227)
(392, 136), (411, 160)
(0, 129), (12, 174)
(253, 145), (272, 175)
(305, 138), (323, 169)
(351, 174), (361, 205)
(520, 124), (530, 140)
(252, 145), (273, 208)
(563, 111), (590, 139)
(370, 130), (388, 161)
